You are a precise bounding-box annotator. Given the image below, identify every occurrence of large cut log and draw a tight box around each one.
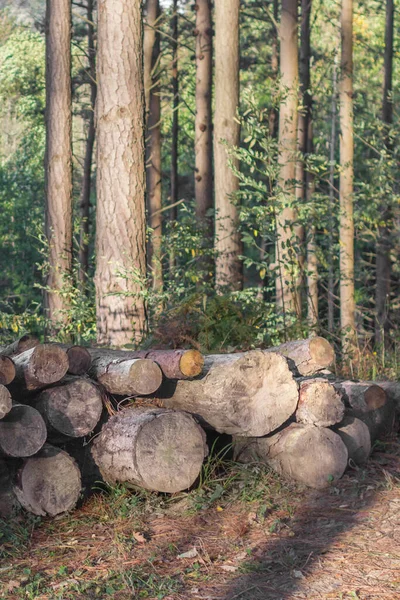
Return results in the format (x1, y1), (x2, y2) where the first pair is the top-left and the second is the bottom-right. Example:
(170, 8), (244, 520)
(371, 381), (400, 412)
(57, 344), (92, 375)
(92, 407), (208, 493)
(295, 378), (344, 427)
(334, 381), (395, 442)
(266, 337), (335, 375)
(35, 378), (103, 438)
(234, 423), (348, 489)
(0, 334), (39, 357)
(89, 354), (163, 396)
(0, 404), (47, 457)
(0, 384), (12, 419)
(334, 416), (371, 466)
(0, 355), (16, 385)
(0, 459), (19, 518)
(11, 344), (69, 392)
(14, 444), (82, 516)
(88, 347), (204, 379)
(157, 351), (299, 436)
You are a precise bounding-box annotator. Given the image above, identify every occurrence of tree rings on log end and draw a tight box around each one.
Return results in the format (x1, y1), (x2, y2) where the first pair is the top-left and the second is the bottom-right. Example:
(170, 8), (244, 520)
(179, 350), (204, 378)
(364, 385), (387, 410)
(0, 356), (16, 385)
(0, 385), (12, 420)
(66, 346), (92, 375)
(0, 404), (47, 457)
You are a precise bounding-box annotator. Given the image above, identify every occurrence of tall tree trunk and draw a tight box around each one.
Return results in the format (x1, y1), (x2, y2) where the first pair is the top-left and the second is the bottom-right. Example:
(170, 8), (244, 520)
(328, 55), (338, 332)
(214, 0), (242, 291)
(194, 0), (213, 251)
(339, 0), (356, 355)
(306, 121), (318, 327)
(143, 0), (157, 119)
(44, 0), (73, 327)
(78, 0), (97, 287)
(145, 0), (163, 292)
(375, 0), (394, 346)
(95, 0), (147, 346)
(276, 0), (300, 318)
(169, 0), (179, 273)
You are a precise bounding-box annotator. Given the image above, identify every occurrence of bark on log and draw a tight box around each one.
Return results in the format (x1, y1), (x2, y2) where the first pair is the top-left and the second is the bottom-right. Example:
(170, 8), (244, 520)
(92, 407), (208, 493)
(334, 416), (371, 465)
(158, 351), (299, 436)
(11, 345), (69, 391)
(35, 378), (103, 438)
(14, 444), (81, 516)
(234, 423), (348, 489)
(89, 353), (163, 395)
(370, 381), (400, 412)
(57, 344), (92, 375)
(0, 335), (39, 357)
(0, 355), (16, 385)
(0, 404), (47, 457)
(296, 378), (344, 427)
(0, 459), (19, 518)
(0, 384), (12, 419)
(266, 337), (335, 375)
(88, 347), (204, 379)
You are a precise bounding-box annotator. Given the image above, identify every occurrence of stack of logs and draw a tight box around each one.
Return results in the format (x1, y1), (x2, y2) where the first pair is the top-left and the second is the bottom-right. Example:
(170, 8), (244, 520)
(0, 334), (397, 519)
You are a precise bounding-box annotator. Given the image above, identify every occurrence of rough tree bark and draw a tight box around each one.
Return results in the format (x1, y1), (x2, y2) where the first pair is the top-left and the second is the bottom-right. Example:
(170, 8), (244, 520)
(44, 0), (73, 327)
(88, 352), (163, 395)
(334, 415), (371, 466)
(375, 0), (394, 346)
(78, 0), (97, 286)
(95, 0), (147, 346)
(276, 0), (301, 317)
(214, 0), (242, 290)
(92, 407), (208, 493)
(0, 335), (39, 357)
(266, 336), (335, 375)
(339, 0), (356, 355)
(10, 345), (69, 392)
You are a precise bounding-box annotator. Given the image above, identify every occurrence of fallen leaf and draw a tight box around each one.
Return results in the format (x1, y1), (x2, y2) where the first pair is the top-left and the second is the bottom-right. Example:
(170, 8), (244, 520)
(178, 547), (198, 559)
(221, 565), (238, 572)
(133, 532), (147, 544)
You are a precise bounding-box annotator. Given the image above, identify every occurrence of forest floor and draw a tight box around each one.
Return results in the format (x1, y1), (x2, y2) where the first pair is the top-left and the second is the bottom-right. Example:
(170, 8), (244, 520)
(0, 437), (399, 600)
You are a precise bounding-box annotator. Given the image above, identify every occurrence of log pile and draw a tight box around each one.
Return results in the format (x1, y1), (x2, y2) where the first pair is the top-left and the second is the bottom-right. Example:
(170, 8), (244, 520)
(0, 334), (396, 519)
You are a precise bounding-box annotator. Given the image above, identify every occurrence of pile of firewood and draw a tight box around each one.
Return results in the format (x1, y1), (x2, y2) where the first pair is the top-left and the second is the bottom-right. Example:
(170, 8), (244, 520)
(0, 335), (397, 519)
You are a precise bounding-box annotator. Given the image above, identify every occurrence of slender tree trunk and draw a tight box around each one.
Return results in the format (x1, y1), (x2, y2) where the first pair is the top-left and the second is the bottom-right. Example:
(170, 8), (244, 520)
(375, 0), (394, 346)
(194, 0), (213, 249)
(214, 0), (242, 291)
(306, 121), (318, 327)
(339, 0), (356, 356)
(44, 0), (73, 327)
(145, 0), (163, 291)
(169, 0), (179, 273)
(276, 0), (300, 318)
(78, 0), (97, 287)
(328, 55), (338, 332)
(143, 0), (157, 119)
(95, 0), (147, 346)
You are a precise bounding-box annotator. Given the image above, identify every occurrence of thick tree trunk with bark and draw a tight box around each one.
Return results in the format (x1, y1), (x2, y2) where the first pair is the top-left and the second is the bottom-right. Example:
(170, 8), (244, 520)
(0, 356), (15, 385)
(92, 407), (208, 493)
(88, 352), (163, 395)
(0, 335), (39, 357)
(339, 0), (356, 354)
(14, 444), (82, 516)
(296, 378), (344, 427)
(95, 0), (147, 346)
(158, 351), (298, 436)
(0, 385), (12, 419)
(78, 0), (97, 286)
(194, 0), (213, 245)
(334, 415), (371, 465)
(234, 423), (348, 489)
(214, 0), (242, 290)
(10, 345), (69, 392)
(276, 0), (300, 317)
(266, 337), (335, 375)
(44, 0), (73, 326)
(0, 404), (47, 457)
(35, 378), (103, 438)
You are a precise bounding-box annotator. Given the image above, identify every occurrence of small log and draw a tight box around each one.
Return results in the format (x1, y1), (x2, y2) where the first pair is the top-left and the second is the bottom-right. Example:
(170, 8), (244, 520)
(295, 378), (344, 427)
(371, 381), (400, 412)
(0, 384), (12, 419)
(0, 404), (47, 457)
(35, 378), (103, 438)
(89, 353), (163, 396)
(0, 334), (39, 357)
(14, 444), (82, 516)
(92, 407), (208, 493)
(0, 355), (16, 385)
(11, 344), (69, 391)
(234, 423), (348, 489)
(334, 416), (371, 466)
(266, 337), (335, 376)
(0, 459), (19, 518)
(157, 351), (299, 436)
(57, 345), (92, 375)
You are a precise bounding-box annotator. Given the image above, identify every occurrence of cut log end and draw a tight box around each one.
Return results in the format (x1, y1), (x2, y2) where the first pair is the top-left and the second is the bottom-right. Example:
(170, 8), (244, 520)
(30, 345), (69, 386)
(128, 359), (163, 395)
(0, 334), (39, 357)
(364, 385), (387, 410)
(0, 404), (47, 457)
(334, 416), (371, 466)
(0, 356), (16, 385)
(179, 349), (204, 378)
(296, 379), (344, 427)
(14, 445), (82, 516)
(0, 384), (12, 420)
(66, 346), (92, 375)
(309, 337), (335, 370)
